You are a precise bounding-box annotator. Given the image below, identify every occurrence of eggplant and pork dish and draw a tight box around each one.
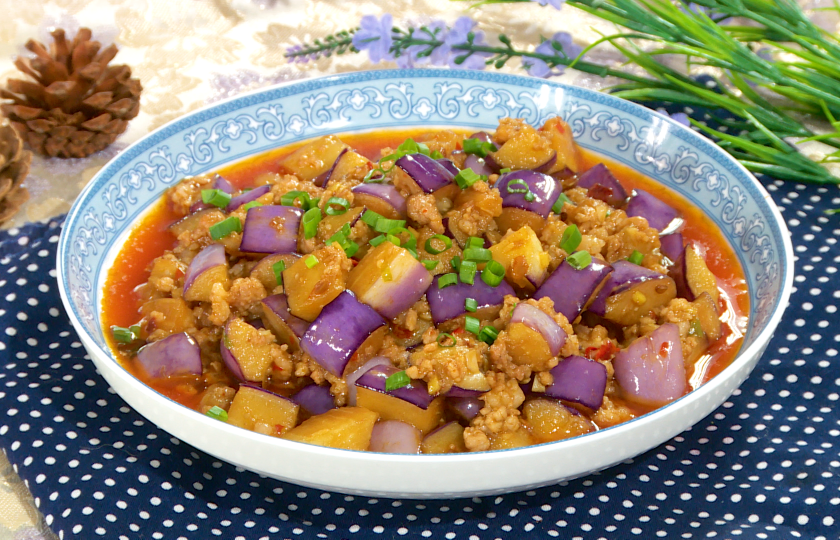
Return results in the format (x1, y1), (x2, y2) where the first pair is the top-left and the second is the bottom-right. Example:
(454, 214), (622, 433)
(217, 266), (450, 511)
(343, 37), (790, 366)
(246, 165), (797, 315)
(104, 117), (747, 453)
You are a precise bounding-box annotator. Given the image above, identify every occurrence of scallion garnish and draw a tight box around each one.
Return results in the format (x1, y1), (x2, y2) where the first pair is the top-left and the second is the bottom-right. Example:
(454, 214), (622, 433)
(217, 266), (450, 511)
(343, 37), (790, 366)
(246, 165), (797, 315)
(374, 217), (406, 234)
(463, 247), (492, 263)
(206, 406), (228, 422)
(324, 197), (350, 216)
(425, 234), (452, 255)
(506, 179), (536, 201)
(209, 216), (241, 240)
(272, 260), (286, 286)
(628, 250), (644, 265)
(499, 168), (512, 174)
(302, 207), (322, 239)
(462, 138), (497, 158)
(363, 138), (432, 183)
(369, 234), (387, 247)
(451, 255), (461, 272)
(430, 150), (444, 160)
(305, 255), (319, 268)
(111, 325), (136, 344)
(201, 189), (232, 208)
(385, 370), (411, 391)
(386, 234), (401, 246)
(459, 260), (477, 285)
(465, 315), (481, 335)
(567, 251), (592, 270)
(241, 200), (262, 211)
(466, 236), (484, 249)
(560, 224), (582, 253)
(465, 297), (478, 312)
(362, 209), (384, 227)
(478, 325), (499, 345)
(436, 332), (456, 348)
(438, 273), (458, 289)
(552, 193), (573, 214)
(422, 259), (439, 271)
(280, 190), (316, 210)
(390, 227), (416, 249)
(453, 168), (484, 189)
(481, 260), (505, 287)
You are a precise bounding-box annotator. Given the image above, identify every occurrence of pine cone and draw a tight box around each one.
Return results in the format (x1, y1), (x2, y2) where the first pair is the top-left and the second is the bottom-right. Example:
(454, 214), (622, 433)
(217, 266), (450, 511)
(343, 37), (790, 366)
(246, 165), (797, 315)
(0, 28), (142, 159)
(0, 122), (31, 224)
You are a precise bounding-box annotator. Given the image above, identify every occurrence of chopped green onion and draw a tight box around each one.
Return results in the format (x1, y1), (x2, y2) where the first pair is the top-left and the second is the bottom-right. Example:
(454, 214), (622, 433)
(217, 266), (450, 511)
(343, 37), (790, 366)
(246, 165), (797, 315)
(374, 217), (406, 234)
(280, 190), (313, 209)
(241, 200), (262, 211)
(342, 241), (359, 258)
(385, 370), (411, 392)
(111, 325), (135, 344)
(462, 138), (497, 158)
(481, 260), (505, 287)
(209, 216), (241, 240)
(465, 315), (481, 335)
(324, 197), (350, 216)
(272, 260), (286, 286)
(689, 319), (706, 338)
(422, 259), (439, 271)
(453, 168), (484, 189)
(451, 255), (461, 272)
(567, 251), (592, 270)
(327, 224), (359, 258)
(465, 297), (478, 312)
(361, 210), (384, 227)
(302, 207), (322, 239)
(201, 189), (231, 208)
(463, 247), (492, 263)
(390, 227), (416, 249)
(438, 273), (458, 289)
(430, 150), (444, 160)
(478, 325), (499, 345)
(386, 234), (401, 246)
(437, 332), (456, 348)
(552, 193), (573, 214)
(628, 250), (644, 265)
(369, 234), (387, 247)
(424, 234), (452, 255)
(129, 324), (141, 336)
(560, 224), (582, 253)
(466, 236), (484, 249)
(206, 406), (228, 422)
(506, 179), (530, 194)
(524, 191), (536, 202)
(499, 168), (511, 174)
(459, 260), (477, 285)
(305, 255), (319, 268)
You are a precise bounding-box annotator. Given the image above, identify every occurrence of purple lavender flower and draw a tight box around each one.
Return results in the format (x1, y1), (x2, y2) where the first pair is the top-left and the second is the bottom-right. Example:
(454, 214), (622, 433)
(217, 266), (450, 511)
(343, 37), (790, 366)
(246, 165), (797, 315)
(522, 32), (582, 78)
(445, 16), (491, 70)
(353, 14), (395, 64)
(533, 0), (565, 9)
(396, 20), (449, 69)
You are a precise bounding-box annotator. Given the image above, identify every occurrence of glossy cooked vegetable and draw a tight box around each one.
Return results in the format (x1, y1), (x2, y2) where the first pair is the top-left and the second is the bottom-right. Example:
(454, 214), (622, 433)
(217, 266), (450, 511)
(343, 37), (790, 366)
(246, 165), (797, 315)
(103, 117), (748, 455)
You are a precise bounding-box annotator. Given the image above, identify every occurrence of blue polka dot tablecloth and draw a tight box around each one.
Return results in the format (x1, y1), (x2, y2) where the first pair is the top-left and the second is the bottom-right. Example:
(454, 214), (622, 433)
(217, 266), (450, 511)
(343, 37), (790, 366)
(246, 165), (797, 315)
(1, 177), (839, 540)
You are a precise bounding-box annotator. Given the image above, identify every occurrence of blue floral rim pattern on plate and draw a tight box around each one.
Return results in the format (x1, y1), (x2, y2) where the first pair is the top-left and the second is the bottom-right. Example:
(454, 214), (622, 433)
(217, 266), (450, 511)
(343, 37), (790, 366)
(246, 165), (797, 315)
(58, 69), (790, 360)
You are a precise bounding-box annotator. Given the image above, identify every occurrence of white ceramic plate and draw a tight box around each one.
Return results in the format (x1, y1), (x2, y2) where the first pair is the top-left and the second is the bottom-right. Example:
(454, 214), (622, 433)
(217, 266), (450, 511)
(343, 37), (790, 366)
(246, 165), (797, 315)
(57, 70), (793, 498)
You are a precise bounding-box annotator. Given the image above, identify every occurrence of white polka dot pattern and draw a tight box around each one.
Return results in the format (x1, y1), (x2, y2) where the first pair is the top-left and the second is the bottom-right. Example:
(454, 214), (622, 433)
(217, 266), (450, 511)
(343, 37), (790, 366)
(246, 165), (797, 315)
(0, 185), (835, 540)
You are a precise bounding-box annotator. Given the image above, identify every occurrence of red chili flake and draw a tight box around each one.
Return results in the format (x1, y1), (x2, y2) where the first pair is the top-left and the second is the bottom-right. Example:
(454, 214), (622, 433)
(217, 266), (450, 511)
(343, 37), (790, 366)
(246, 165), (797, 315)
(452, 327), (465, 335)
(586, 342), (619, 361)
(275, 424), (285, 434)
(659, 342), (671, 358)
